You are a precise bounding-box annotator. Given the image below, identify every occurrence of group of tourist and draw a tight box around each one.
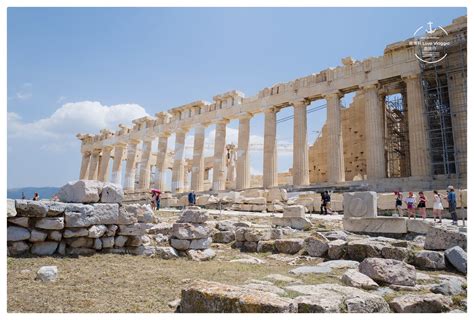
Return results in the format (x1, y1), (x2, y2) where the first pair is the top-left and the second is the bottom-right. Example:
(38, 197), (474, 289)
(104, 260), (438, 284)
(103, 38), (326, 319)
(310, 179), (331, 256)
(149, 189), (197, 211)
(395, 186), (458, 225)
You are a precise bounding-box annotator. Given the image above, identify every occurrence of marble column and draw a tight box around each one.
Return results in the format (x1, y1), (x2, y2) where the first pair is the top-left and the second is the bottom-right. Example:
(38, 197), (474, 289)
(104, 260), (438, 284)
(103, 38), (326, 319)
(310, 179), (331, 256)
(405, 74), (430, 177)
(447, 70), (467, 176)
(172, 129), (188, 193)
(191, 124), (206, 191)
(325, 92), (345, 183)
(79, 151), (91, 180)
(124, 141), (140, 192)
(87, 149), (101, 180)
(364, 84), (386, 179)
(236, 113), (252, 190)
(138, 139), (153, 190)
(263, 107), (278, 188)
(292, 100), (310, 186)
(97, 146), (113, 182)
(212, 119), (228, 191)
(154, 133), (169, 190)
(111, 144), (126, 185)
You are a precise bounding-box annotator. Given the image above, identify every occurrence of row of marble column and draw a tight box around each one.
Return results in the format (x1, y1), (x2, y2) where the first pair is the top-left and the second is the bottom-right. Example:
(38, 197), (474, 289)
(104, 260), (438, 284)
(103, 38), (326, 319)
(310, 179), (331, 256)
(79, 74), (430, 193)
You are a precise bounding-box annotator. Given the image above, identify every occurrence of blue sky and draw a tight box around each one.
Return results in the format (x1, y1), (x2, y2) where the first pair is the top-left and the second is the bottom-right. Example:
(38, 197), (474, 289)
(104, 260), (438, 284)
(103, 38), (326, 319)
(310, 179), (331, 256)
(7, 7), (466, 188)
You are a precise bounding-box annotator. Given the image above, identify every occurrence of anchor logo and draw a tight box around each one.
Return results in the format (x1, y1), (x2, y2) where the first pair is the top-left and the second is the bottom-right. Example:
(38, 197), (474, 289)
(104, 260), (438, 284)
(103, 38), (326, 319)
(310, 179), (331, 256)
(425, 21), (437, 34)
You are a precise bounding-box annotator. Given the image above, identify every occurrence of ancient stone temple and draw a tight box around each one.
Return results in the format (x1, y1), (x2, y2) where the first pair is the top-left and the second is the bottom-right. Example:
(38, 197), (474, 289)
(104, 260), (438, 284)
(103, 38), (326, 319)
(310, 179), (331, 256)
(76, 16), (466, 195)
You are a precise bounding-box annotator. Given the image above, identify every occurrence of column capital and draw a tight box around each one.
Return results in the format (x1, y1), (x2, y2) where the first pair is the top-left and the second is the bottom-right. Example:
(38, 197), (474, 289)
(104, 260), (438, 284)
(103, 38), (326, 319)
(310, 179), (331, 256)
(263, 106), (280, 114)
(175, 127), (190, 135)
(195, 122), (210, 129)
(213, 118), (229, 125)
(322, 90), (343, 100)
(236, 112), (253, 120)
(81, 150), (92, 156)
(91, 148), (102, 155)
(102, 145), (114, 152)
(361, 82), (379, 91)
(158, 131), (171, 138)
(402, 73), (420, 81)
(291, 99), (311, 108)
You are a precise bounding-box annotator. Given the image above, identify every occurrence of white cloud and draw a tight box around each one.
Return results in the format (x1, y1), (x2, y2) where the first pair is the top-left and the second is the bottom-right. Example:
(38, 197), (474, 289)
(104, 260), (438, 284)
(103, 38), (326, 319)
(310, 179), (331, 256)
(8, 101), (149, 151)
(12, 82), (33, 101)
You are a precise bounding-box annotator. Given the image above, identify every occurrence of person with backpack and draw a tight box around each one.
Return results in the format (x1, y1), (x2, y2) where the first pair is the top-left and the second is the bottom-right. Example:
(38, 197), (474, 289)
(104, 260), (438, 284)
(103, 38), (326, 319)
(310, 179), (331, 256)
(188, 190), (196, 206)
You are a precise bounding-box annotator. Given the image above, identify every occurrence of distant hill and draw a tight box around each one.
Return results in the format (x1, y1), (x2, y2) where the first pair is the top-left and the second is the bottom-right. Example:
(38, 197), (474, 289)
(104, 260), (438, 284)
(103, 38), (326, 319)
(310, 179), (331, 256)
(7, 187), (60, 200)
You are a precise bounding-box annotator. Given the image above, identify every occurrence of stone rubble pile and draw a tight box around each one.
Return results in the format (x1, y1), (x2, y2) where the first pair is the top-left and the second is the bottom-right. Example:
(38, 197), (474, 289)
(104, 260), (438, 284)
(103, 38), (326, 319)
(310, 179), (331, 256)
(169, 206), (216, 261)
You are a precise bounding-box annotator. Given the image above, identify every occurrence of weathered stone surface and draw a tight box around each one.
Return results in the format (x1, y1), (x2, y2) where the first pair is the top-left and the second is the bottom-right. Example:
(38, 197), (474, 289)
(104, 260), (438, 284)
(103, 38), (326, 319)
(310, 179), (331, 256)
(413, 250), (446, 270)
(88, 224), (108, 238)
(63, 228), (89, 238)
(359, 258), (416, 286)
(230, 256), (265, 265)
(274, 239), (303, 254)
(283, 205), (305, 218)
(343, 191), (377, 218)
(8, 241), (30, 255)
(66, 247), (96, 255)
(8, 217), (29, 227)
(424, 224), (467, 250)
(318, 260), (360, 270)
(288, 283), (389, 313)
(100, 183), (124, 203)
(155, 247), (179, 259)
(304, 233), (329, 257)
(242, 283), (286, 295)
(346, 238), (387, 261)
(7, 199), (17, 217)
(47, 231), (61, 242)
(29, 229), (48, 242)
(187, 248), (216, 261)
(31, 241), (58, 255)
(265, 274), (302, 283)
(118, 223), (148, 236)
(241, 241), (258, 253)
(171, 238), (190, 250)
(106, 224), (118, 237)
(36, 266), (58, 282)
(101, 236), (114, 248)
(342, 269), (379, 290)
(65, 203), (119, 227)
(389, 293), (452, 313)
(328, 239), (347, 260)
(212, 230), (235, 243)
(114, 235), (128, 247)
(47, 202), (67, 216)
(322, 230), (349, 241)
(272, 217), (312, 230)
(57, 180), (103, 203)
(257, 240), (275, 253)
(407, 219), (433, 234)
(8, 226), (30, 241)
(289, 265), (332, 275)
(180, 280), (296, 312)
(431, 276), (465, 296)
(126, 235), (143, 247)
(267, 188), (288, 202)
(35, 217), (64, 230)
(244, 228), (272, 242)
(189, 237), (212, 250)
(57, 242), (66, 255)
(15, 200), (49, 217)
(381, 246), (408, 261)
(117, 207), (138, 224)
(444, 246), (467, 274)
(65, 237), (93, 248)
(177, 207), (209, 223)
(171, 223), (210, 240)
(343, 217), (407, 234)
(93, 238), (102, 250)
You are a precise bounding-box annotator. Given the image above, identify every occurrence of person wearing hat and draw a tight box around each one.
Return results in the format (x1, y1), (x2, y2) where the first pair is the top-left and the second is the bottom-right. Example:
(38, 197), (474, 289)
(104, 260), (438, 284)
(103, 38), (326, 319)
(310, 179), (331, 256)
(446, 186), (458, 225)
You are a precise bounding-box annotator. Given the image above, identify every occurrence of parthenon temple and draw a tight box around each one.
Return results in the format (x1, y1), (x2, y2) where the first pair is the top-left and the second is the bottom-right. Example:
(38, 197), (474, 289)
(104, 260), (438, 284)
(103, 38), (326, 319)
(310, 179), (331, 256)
(76, 16), (467, 195)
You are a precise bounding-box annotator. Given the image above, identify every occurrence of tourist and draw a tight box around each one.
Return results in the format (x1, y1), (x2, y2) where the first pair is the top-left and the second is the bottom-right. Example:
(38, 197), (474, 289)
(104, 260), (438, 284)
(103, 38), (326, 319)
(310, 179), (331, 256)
(32, 192), (39, 201)
(446, 186), (458, 225)
(417, 191), (427, 220)
(153, 189), (162, 211)
(404, 192), (416, 219)
(320, 191), (331, 215)
(150, 191), (157, 211)
(188, 190), (196, 206)
(395, 192), (404, 217)
(432, 190), (443, 223)
(21, 192), (25, 200)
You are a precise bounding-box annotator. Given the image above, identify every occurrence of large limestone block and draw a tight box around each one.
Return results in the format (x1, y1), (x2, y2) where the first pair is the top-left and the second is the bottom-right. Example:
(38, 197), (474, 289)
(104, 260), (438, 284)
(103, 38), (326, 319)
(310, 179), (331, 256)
(100, 183), (124, 203)
(65, 237), (94, 248)
(8, 241), (30, 255)
(343, 192), (377, 218)
(271, 217), (312, 230)
(413, 250), (446, 270)
(177, 207), (209, 223)
(359, 258), (416, 286)
(341, 269), (379, 290)
(15, 200), (49, 217)
(171, 223), (210, 240)
(8, 217), (29, 227)
(346, 238), (389, 261)
(187, 248), (216, 261)
(180, 280), (296, 313)
(7, 226), (30, 241)
(47, 202), (67, 216)
(424, 225), (467, 250)
(267, 188), (288, 202)
(330, 193), (344, 212)
(444, 246), (467, 274)
(30, 229), (48, 242)
(389, 293), (452, 313)
(377, 193), (395, 210)
(189, 237), (212, 250)
(274, 239), (303, 254)
(283, 205), (305, 218)
(35, 217), (64, 230)
(35, 266), (58, 282)
(7, 199), (17, 217)
(343, 217), (407, 234)
(243, 197), (266, 205)
(304, 233), (329, 257)
(240, 189), (266, 198)
(407, 219), (434, 234)
(63, 228), (89, 238)
(31, 241), (59, 255)
(118, 223), (148, 236)
(64, 203), (119, 227)
(88, 225), (108, 238)
(57, 180), (103, 203)
(170, 238), (191, 250)
(294, 198), (314, 212)
(244, 228), (272, 242)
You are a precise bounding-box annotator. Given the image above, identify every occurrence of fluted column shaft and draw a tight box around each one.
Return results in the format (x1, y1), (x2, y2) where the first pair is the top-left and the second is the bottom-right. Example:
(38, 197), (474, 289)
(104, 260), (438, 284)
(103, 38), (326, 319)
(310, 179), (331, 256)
(236, 114), (251, 189)
(87, 149), (101, 180)
(154, 134), (169, 190)
(191, 125), (206, 191)
(97, 146), (113, 182)
(212, 120), (228, 191)
(172, 129), (187, 193)
(405, 74), (430, 176)
(293, 100), (310, 186)
(263, 107), (278, 188)
(79, 151), (91, 180)
(124, 141), (140, 191)
(138, 140), (153, 190)
(111, 144), (125, 185)
(364, 85), (386, 179)
(326, 92), (345, 183)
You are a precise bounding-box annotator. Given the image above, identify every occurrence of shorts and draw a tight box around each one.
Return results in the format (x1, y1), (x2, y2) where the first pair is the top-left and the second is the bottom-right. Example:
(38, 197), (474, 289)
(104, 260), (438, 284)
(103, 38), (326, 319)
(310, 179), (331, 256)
(407, 203), (414, 209)
(417, 202), (426, 208)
